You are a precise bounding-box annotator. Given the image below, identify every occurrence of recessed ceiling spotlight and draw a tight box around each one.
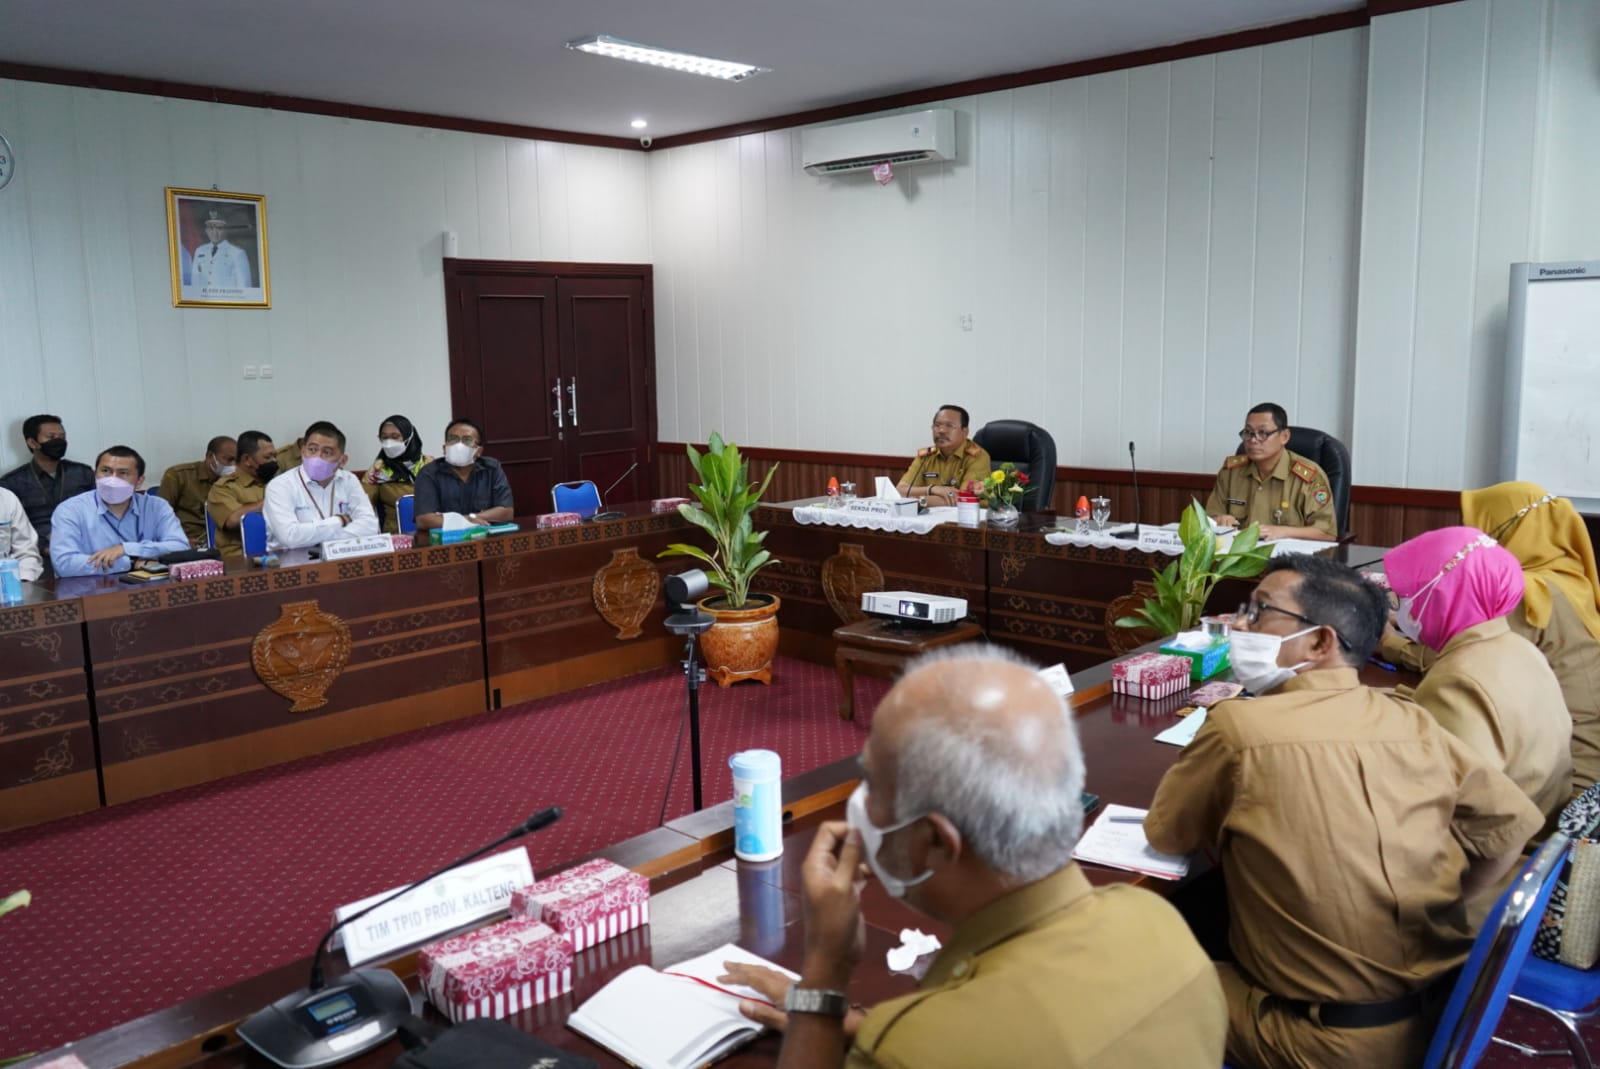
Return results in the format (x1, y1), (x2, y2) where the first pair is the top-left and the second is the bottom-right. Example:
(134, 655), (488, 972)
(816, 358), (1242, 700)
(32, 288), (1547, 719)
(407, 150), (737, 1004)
(567, 34), (770, 82)
(631, 118), (648, 130)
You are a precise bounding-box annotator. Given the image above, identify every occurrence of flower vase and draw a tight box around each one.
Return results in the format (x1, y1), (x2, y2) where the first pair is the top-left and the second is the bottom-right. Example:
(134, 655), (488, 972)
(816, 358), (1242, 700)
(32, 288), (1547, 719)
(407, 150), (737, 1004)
(989, 502), (1020, 527)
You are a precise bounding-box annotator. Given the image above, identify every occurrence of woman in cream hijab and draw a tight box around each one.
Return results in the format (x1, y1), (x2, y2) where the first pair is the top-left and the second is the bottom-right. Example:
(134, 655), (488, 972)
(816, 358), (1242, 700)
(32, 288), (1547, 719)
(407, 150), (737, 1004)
(1461, 482), (1600, 796)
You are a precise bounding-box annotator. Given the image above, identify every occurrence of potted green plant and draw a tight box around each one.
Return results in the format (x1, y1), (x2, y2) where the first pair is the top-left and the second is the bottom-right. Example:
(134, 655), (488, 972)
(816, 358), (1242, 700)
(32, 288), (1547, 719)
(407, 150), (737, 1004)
(1114, 499), (1273, 636)
(658, 433), (782, 685)
(978, 462), (1030, 526)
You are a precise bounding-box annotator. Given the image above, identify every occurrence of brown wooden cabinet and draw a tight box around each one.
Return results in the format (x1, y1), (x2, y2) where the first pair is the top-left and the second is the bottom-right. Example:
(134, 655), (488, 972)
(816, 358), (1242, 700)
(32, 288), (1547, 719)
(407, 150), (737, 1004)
(444, 260), (656, 515)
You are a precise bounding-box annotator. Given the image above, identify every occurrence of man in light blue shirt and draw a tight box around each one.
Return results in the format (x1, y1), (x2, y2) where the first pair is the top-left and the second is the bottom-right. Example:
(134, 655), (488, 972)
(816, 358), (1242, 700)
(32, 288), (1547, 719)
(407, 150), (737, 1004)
(50, 446), (189, 577)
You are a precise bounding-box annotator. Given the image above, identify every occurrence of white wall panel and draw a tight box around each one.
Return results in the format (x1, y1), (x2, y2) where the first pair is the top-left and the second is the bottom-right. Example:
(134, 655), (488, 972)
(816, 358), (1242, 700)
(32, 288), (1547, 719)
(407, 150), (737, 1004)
(0, 81), (649, 482)
(1537, 0), (1600, 262)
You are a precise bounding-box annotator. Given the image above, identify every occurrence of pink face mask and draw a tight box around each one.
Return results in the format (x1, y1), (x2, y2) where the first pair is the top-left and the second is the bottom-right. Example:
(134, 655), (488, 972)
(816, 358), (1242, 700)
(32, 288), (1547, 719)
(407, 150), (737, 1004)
(302, 455), (340, 482)
(96, 476), (136, 505)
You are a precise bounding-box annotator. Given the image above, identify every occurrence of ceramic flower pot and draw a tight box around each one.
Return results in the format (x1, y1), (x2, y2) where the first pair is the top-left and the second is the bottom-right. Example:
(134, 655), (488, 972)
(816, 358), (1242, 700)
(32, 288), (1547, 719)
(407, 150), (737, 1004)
(697, 594), (781, 686)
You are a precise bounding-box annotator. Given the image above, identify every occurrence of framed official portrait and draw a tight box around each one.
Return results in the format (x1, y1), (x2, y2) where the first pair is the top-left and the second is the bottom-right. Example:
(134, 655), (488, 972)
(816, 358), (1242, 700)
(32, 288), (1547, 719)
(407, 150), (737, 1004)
(165, 187), (271, 309)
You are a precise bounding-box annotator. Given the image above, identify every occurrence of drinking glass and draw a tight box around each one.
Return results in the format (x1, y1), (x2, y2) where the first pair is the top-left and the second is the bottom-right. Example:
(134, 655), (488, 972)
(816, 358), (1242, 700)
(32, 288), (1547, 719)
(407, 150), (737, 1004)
(839, 481), (856, 503)
(1091, 496), (1111, 531)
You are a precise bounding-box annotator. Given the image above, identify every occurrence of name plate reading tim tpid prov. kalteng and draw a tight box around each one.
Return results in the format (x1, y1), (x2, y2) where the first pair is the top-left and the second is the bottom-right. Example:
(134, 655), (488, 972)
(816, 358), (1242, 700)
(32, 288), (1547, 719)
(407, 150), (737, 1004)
(319, 534), (401, 562)
(331, 848), (535, 965)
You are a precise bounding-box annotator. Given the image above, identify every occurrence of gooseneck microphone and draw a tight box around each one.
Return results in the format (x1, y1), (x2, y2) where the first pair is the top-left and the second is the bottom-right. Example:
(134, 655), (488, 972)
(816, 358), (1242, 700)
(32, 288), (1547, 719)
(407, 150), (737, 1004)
(1128, 441), (1143, 541)
(590, 461), (639, 522)
(240, 806), (562, 1069)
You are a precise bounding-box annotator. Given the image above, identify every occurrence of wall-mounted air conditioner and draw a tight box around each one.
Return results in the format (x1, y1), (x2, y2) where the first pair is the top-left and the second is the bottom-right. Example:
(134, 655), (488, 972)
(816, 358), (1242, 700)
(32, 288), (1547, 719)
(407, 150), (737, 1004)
(800, 109), (957, 176)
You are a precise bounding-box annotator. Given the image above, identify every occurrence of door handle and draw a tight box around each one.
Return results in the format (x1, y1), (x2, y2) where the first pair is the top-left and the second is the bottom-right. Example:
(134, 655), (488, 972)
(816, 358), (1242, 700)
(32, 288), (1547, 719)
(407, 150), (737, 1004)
(553, 377), (565, 431)
(568, 377), (579, 427)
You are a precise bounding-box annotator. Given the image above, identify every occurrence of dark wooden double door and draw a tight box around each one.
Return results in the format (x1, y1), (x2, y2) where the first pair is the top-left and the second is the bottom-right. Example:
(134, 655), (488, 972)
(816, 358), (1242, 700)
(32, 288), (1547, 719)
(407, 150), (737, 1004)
(444, 260), (656, 516)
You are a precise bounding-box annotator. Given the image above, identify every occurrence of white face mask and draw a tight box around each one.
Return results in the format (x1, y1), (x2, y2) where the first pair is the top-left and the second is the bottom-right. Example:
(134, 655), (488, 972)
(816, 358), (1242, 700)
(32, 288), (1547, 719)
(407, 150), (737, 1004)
(1229, 626), (1315, 695)
(444, 442), (477, 467)
(210, 458), (236, 478)
(380, 438), (407, 459)
(846, 783), (931, 898)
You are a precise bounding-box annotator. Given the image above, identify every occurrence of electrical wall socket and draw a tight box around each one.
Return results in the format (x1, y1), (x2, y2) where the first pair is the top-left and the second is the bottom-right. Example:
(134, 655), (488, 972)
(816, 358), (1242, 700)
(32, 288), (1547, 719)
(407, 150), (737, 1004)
(259, 365), (274, 379)
(243, 365), (258, 379)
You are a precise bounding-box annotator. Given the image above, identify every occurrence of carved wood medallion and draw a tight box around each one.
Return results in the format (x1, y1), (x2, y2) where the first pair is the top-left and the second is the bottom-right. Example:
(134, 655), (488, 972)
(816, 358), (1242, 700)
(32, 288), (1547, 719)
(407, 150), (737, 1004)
(592, 547), (661, 640)
(821, 543), (883, 624)
(251, 600), (352, 712)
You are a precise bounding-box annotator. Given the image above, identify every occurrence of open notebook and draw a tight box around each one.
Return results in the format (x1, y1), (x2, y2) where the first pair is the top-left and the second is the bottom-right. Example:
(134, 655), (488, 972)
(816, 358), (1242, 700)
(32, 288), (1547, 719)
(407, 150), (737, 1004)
(567, 943), (797, 1069)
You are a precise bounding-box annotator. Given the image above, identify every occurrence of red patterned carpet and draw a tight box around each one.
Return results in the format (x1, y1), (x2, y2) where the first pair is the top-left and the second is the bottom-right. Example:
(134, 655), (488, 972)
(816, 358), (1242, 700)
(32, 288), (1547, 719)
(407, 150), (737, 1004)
(0, 656), (884, 1059)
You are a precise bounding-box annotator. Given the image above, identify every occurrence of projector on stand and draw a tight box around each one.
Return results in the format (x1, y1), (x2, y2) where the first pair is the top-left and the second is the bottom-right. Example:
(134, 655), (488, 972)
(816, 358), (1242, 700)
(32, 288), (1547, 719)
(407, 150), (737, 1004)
(862, 590), (968, 627)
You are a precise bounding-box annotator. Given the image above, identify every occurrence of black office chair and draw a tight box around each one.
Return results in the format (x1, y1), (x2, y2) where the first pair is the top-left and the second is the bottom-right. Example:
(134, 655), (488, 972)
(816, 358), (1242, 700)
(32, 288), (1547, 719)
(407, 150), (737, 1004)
(972, 419), (1057, 510)
(1235, 425), (1352, 536)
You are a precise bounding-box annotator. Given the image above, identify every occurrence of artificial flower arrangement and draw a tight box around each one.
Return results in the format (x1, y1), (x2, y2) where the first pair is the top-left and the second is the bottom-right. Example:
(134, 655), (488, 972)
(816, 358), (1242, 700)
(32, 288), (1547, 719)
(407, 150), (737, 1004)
(977, 462), (1031, 509)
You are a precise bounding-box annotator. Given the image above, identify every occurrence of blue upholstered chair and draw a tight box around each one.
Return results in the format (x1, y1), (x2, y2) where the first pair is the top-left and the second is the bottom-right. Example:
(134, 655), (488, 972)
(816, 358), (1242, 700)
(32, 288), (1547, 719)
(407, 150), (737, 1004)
(1422, 833), (1571, 1069)
(1499, 917), (1600, 1065)
(205, 510), (217, 550)
(241, 511), (268, 557)
(397, 494), (416, 535)
(552, 480), (602, 519)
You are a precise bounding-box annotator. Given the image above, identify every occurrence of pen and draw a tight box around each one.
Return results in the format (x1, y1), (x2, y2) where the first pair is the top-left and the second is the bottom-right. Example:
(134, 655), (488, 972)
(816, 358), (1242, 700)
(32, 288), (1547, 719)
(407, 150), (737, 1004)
(1368, 655), (1397, 672)
(1106, 814), (1146, 823)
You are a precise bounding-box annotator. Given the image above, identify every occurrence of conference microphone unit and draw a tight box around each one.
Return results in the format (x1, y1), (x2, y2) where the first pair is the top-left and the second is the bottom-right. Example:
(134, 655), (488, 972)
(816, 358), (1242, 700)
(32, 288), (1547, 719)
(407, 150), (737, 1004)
(1128, 441), (1142, 541)
(238, 806), (563, 1069)
(590, 460), (639, 522)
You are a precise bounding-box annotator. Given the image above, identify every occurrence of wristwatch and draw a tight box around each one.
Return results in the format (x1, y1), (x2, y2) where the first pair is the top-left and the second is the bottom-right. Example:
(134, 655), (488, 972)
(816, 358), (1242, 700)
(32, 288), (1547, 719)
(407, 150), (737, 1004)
(784, 987), (850, 1018)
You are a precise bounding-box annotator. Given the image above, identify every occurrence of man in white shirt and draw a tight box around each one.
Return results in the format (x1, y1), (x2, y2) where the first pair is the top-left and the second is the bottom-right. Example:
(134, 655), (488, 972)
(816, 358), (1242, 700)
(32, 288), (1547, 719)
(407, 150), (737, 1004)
(262, 421), (379, 551)
(190, 212), (253, 293)
(0, 485), (44, 580)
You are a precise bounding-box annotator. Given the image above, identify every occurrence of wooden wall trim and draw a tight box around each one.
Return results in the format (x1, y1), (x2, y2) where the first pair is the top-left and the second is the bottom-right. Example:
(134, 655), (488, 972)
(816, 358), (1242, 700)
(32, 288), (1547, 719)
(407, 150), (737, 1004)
(655, 442), (1463, 510)
(0, 60), (642, 152)
(648, 9), (1371, 150)
(443, 259), (653, 280)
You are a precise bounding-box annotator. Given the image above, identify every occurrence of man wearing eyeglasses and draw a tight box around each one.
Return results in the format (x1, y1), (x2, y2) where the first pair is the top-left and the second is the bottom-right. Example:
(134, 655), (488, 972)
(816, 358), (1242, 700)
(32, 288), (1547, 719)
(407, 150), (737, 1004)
(895, 405), (991, 505)
(412, 417), (514, 532)
(1204, 403), (1336, 542)
(1144, 555), (1542, 1069)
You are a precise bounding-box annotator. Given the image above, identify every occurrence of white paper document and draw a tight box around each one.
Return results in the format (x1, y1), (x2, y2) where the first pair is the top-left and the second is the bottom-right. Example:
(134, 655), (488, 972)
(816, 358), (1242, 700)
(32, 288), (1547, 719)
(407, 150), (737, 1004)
(1071, 805), (1191, 880)
(1154, 708), (1208, 747)
(568, 943), (797, 1069)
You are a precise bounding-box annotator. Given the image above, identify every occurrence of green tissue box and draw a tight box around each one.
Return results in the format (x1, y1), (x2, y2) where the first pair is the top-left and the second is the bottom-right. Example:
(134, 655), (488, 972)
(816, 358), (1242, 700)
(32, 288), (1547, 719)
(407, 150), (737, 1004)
(1160, 636), (1231, 681)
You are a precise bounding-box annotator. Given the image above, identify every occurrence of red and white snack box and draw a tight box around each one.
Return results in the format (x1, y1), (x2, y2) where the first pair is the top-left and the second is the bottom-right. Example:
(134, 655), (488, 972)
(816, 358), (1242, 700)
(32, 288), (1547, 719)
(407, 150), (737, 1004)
(417, 916), (573, 1023)
(170, 559), (225, 581)
(652, 497), (690, 513)
(535, 512), (583, 529)
(1111, 652), (1191, 700)
(510, 858), (650, 952)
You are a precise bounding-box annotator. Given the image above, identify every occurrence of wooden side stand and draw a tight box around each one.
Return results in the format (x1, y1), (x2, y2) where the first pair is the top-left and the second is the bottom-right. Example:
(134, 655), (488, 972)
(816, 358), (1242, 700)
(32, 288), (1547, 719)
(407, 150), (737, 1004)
(832, 618), (984, 721)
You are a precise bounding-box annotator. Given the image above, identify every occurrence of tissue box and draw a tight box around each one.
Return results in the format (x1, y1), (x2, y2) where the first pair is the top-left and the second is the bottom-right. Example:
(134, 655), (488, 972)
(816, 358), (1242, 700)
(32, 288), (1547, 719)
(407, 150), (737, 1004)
(1111, 652), (1192, 700)
(428, 526), (488, 545)
(418, 916), (573, 1023)
(1160, 636), (1232, 681)
(510, 858), (650, 952)
(536, 512), (583, 529)
(652, 497), (690, 513)
(170, 559), (225, 581)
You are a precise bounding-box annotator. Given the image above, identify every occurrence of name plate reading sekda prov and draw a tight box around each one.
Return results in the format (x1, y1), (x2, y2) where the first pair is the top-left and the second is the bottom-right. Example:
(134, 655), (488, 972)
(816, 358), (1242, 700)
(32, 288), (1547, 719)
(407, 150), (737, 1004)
(844, 497), (919, 518)
(331, 847), (534, 965)
(319, 533), (400, 562)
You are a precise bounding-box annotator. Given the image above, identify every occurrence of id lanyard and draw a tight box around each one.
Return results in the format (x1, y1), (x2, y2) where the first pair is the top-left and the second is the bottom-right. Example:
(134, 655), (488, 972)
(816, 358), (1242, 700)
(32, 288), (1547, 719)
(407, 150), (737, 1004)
(297, 472), (335, 519)
(100, 500), (144, 544)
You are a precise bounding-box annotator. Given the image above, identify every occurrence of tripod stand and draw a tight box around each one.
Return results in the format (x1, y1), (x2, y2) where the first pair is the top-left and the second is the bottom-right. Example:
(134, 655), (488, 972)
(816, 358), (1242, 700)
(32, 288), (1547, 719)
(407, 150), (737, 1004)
(664, 607), (714, 812)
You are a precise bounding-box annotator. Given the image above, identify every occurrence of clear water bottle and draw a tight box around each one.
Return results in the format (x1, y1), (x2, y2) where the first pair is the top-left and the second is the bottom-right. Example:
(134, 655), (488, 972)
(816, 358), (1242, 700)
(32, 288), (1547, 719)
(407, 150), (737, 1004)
(0, 559), (22, 607)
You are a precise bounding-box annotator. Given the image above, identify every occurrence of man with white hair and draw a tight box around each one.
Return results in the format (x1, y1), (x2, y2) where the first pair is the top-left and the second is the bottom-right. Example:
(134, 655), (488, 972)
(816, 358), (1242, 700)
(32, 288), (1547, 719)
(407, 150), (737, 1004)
(723, 645), (1227, 1067)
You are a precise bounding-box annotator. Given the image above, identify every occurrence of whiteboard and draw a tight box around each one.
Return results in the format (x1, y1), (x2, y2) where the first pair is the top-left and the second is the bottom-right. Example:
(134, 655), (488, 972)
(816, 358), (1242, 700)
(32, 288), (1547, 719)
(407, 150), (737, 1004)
(1503, 261), (1600, 515)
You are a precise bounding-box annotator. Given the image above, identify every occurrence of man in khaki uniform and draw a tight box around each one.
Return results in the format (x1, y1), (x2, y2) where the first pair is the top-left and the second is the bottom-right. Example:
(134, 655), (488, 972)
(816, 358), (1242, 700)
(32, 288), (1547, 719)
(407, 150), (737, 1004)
(1204, 402), (1336, 541)
(158, 436), (236, 546)
(896, 405), (992, 506)
(206, 430), (278, 558)
(723, 646), (1228, 1068)
(1146, 555), (1543, 1069)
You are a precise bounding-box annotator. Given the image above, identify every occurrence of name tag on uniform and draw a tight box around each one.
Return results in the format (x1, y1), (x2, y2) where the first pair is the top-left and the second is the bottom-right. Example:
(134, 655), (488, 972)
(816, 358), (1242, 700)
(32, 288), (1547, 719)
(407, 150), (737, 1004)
(922, 472), (940, 479)
(1226, 498), (1247, 507)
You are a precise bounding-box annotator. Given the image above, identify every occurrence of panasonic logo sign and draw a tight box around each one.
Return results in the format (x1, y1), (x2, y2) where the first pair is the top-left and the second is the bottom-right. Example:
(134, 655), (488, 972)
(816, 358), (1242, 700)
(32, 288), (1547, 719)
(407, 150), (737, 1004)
(1537, 267), (1589, 277)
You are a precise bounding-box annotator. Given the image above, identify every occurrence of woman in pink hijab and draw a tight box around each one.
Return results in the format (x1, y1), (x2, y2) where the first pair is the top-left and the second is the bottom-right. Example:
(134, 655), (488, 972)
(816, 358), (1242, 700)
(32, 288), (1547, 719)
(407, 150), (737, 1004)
(1385, 527), (1571, 823)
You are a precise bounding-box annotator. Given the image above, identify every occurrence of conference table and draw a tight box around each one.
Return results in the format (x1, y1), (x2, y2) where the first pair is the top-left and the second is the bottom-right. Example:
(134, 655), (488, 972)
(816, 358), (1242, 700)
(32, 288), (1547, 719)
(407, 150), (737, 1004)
(25, 651), (1412, 1069)
(0, 497), (1388, 835)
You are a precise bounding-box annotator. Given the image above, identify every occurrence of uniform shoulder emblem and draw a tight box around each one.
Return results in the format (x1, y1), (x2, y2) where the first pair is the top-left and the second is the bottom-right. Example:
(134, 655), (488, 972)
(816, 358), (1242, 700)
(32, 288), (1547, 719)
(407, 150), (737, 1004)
(1223, 455), (1250, 470)
(916, 446), (934, 459)
(962, 440), (983, 456)
(1290, 459), (1320, 484)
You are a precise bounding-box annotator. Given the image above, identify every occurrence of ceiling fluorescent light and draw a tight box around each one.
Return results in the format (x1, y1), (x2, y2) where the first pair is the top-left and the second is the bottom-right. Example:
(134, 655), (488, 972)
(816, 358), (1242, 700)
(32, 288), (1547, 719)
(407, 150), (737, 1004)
(567, 35), (770, 82)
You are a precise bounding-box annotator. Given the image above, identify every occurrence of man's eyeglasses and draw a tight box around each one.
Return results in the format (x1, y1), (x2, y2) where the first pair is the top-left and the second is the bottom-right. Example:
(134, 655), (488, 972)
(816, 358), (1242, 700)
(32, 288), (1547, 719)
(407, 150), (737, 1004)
(931, 421), (961, 433)
(1238, 428), (1283, 443)
(444, 434), (480, 447)
(1234, 600), (1351, 650)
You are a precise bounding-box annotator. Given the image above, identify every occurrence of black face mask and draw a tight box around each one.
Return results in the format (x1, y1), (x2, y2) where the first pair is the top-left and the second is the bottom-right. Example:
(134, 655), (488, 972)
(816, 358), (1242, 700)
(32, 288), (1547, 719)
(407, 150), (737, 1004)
(38, 439), (68, 461)
(255, 460), (280, 483)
